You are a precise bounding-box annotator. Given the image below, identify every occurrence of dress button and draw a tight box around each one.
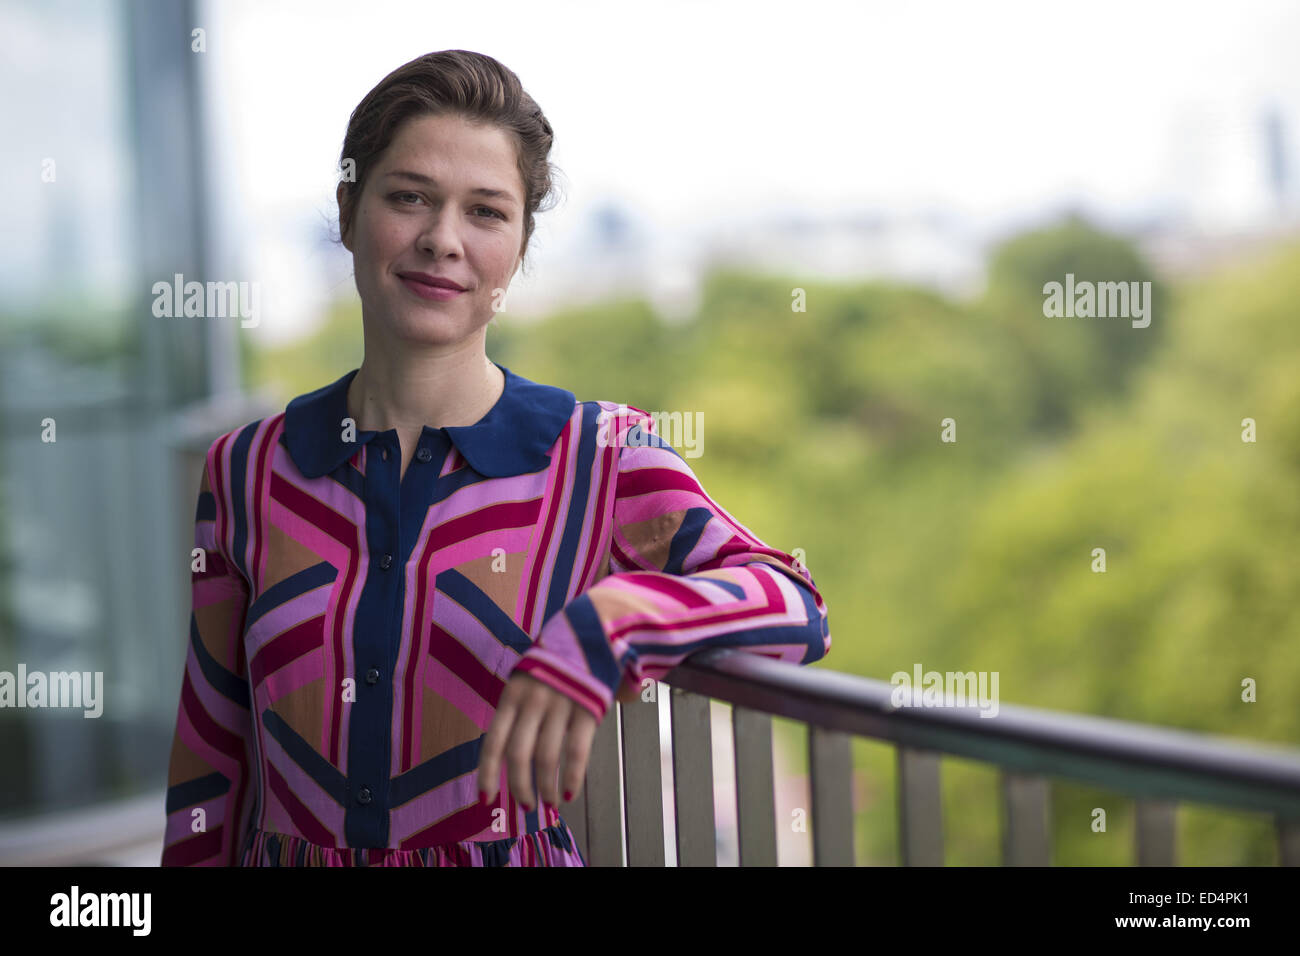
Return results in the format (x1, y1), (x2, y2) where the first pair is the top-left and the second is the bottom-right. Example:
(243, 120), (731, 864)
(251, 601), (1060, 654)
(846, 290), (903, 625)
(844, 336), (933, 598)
(381, 448), (388, 461)
(365, 668), (380, 685)
(416, 447), (433, 462)
(357, 787), (372, 805)
(379, 554), (393, 570)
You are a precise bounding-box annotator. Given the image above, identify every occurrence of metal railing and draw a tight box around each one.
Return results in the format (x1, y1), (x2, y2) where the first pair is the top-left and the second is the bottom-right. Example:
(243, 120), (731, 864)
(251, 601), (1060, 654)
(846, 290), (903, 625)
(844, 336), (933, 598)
(558, 648), (1300, 866)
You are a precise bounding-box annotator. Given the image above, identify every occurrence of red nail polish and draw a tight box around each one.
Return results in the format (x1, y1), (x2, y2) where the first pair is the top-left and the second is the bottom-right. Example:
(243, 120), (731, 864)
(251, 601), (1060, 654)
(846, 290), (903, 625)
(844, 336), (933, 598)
(563, 789), (573, 802)
(479, 790), (488, 805)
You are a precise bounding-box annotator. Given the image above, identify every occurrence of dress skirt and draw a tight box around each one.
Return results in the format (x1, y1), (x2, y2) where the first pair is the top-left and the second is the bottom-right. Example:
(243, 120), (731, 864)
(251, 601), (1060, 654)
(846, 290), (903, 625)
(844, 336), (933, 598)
(239, 818), (586, 867)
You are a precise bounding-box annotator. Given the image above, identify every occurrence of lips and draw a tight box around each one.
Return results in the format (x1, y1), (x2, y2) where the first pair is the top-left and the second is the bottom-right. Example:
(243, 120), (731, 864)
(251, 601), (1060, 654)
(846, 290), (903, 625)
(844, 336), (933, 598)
(398, 273), (467, 302)
(397, 271), (466, 291)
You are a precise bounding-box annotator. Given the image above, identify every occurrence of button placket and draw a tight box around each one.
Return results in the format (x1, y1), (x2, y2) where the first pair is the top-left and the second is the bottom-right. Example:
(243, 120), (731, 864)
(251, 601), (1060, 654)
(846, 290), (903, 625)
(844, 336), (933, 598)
(345, 431), (403, 848)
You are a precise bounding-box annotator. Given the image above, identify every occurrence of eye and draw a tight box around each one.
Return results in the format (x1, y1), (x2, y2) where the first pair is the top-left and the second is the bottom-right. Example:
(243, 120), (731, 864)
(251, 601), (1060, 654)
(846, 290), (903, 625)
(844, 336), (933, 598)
(474, 206), (506, 220)
(391, 191), (422, 205)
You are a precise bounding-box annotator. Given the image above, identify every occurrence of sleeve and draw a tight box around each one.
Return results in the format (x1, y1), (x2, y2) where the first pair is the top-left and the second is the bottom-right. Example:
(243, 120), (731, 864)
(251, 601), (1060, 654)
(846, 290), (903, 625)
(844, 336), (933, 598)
(160, 441), (257, 866)
(513, 406), (831, 724)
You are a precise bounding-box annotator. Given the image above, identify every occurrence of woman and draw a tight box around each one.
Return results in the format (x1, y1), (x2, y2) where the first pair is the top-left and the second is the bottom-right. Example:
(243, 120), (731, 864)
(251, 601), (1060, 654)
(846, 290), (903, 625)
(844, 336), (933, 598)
(161, 50), (831, 867)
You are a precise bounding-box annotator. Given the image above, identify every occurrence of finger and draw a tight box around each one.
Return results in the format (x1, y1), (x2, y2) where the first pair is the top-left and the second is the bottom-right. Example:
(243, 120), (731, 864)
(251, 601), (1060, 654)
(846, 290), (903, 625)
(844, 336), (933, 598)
(615, 680), (641, 704)
(533, 696), (573, 808)
(477, 681), (521, 803)
(561, 709), (599, 805)
(506, 681), (549, 809)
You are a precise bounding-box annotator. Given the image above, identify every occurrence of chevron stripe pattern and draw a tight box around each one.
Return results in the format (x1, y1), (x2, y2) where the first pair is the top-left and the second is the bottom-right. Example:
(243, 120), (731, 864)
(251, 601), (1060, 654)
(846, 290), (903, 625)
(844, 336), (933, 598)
(161, 364), (831, 866)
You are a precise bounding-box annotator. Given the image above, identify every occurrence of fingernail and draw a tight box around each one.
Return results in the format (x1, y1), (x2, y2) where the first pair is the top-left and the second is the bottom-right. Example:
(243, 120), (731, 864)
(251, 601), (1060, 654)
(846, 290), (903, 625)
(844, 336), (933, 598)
(522, 802), (533, 812)
(479, 790), (488, 806)
(563, 789), (573, 802)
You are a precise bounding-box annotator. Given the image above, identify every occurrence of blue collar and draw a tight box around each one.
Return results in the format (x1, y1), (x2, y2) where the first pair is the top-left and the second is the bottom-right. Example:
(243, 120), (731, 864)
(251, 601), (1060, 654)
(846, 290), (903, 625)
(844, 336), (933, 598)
(283, 363), (576, 479)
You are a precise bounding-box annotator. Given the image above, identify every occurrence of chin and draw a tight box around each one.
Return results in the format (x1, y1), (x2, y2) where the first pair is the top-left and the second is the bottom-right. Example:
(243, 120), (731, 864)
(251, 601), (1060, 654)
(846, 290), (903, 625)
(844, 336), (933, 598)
(390, 311), (486, 346)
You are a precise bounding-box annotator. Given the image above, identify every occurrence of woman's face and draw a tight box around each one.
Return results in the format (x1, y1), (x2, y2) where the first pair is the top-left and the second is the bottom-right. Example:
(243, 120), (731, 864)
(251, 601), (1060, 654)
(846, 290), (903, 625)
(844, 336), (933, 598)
(338, 112), (526, 350)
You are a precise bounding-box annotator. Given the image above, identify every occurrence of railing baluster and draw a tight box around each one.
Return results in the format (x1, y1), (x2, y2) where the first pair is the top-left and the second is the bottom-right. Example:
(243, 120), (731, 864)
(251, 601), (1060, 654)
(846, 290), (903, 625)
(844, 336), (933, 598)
(1135, 799), (1176, 866)
(733, 705), (778, 866)
(671, 687), (717, 866)
(809, 725), (854, 865)
(620, 694), (666, 865)
(897, 747), (944, 866)
(1277, 815), (1300, 866)
(583, 704), (624, 866)
(1001, 772), (1051, 865)
(561, 780), (589, 865)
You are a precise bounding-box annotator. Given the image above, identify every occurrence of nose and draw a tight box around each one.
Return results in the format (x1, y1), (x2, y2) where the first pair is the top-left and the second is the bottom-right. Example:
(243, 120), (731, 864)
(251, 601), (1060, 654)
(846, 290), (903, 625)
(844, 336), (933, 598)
(416, 205), (464, 259)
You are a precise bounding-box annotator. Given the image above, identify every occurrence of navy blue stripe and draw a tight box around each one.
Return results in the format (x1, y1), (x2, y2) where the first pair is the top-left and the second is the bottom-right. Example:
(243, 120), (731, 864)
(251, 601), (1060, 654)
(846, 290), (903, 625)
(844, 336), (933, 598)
(165, 771), (230, 813)
(327, 461), (367, 500)
(547, 820), (574, 853)
(389, 737), (481, 806)
(625, 421), (679, 455)
(706, 576), (747, 601)
(226, 420), (259, 582)
(664, 506), (713, 574)
(544, 403), (598, 623)
(435, 568), (532, 655)
(564, 593), (622, 692)
(261, 708), (349, 804)
(480, 838), (512, 867)
(196, 490), (216, 522)
(246, 560), (337, 628)
(189, 614), (250, 708)
(430, 457), (494, 504)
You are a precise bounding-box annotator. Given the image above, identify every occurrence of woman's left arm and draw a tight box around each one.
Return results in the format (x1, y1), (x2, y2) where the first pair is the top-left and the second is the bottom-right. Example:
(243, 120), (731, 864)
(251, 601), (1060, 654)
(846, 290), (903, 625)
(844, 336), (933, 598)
(477, 405), (831, 810)
(514, 406), (832, 725)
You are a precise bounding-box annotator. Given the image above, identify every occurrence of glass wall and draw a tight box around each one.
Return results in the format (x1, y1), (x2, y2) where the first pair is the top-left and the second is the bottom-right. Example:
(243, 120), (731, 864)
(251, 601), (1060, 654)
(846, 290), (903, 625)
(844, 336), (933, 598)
(0, 0), (224, 826)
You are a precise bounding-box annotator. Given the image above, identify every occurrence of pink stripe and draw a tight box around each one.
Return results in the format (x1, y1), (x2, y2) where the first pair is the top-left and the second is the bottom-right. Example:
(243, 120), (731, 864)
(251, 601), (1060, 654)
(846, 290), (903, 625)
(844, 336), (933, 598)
(389, 774), (475, 843)
(245, 582), (332, 655)
(422, 655), (496, 731)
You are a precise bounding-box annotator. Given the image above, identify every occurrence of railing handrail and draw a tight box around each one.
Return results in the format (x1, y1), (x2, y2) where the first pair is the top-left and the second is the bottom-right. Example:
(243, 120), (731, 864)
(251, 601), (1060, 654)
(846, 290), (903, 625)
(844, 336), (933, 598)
(659, 648), (1300, 819)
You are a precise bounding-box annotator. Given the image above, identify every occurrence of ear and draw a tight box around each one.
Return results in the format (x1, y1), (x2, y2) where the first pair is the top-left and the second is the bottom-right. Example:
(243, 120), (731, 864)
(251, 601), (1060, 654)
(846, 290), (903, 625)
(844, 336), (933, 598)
(336, 182), (352, 251)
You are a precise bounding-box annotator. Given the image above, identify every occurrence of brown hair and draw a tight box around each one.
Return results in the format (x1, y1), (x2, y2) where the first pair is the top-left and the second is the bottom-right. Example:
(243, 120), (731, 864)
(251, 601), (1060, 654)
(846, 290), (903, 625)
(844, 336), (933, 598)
(335, 50), (562, 274)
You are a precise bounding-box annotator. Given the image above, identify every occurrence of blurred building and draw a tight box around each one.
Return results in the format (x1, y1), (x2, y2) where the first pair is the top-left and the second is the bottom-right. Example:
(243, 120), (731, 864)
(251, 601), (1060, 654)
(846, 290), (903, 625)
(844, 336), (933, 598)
(0, 0), (268, 865)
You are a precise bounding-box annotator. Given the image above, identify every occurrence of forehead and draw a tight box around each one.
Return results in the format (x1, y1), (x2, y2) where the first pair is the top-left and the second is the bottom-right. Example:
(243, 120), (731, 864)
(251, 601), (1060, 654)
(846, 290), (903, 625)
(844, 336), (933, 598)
(378, 113), (522, 197)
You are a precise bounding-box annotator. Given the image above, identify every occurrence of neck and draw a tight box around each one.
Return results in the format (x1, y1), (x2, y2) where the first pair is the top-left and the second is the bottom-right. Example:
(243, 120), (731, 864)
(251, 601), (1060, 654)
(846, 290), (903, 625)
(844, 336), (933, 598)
(346, 337), (504, 434)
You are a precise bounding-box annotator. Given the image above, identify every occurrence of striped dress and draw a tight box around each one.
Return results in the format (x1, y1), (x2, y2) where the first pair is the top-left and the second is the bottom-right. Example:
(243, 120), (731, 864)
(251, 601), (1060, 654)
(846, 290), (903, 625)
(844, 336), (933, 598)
(161, 363), (832, 866)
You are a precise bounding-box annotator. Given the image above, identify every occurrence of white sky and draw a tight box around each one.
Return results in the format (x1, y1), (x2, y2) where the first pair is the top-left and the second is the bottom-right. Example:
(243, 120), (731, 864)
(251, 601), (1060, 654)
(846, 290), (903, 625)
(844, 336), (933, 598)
(205, 0), (1300, 225)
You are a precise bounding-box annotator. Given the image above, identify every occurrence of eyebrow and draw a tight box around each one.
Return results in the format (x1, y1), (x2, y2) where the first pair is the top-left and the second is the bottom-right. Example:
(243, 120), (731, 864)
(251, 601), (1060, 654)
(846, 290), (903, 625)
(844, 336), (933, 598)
(383, 170), (519, 205)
